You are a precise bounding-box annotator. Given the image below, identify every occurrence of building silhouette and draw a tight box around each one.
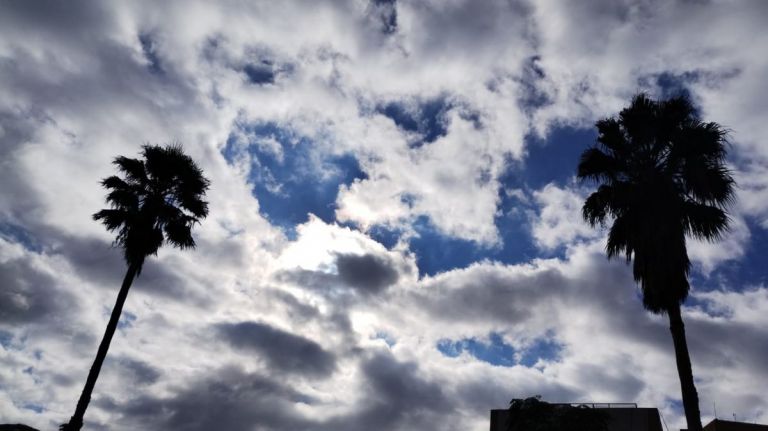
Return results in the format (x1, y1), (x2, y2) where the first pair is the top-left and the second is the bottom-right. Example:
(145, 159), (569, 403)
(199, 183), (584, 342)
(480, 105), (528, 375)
(490, 403), (662, 431)
(491, 404), (768, 431)
(700, 419), (768, 431)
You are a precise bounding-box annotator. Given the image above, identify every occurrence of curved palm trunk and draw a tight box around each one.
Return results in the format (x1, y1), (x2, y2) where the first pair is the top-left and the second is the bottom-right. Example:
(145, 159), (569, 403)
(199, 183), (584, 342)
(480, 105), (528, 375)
(61, 262), (139, 431)
(667, 304), (703, 431)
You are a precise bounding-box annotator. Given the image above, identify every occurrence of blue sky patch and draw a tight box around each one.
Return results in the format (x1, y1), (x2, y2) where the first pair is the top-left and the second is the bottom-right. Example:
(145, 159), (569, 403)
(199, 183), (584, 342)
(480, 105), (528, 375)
(653, 71), (698, 100)
(242, 58), (293, 86)
(690, 218), (768, 293)
(372, 331), (397, 347)
(223, 122), (367, 237)
(0, 330), (13, 349)
(519, 336), (564, 367)
(520, 126), (596, 190)
(376, 96), (452, 147)
(243, 61), (276, 85)
(437, 333), (517, 367)
(0, 222), (43, 252)
(138, 33), (163, 75)
(22, 403), (45, 414)
(371, 0), (397, 35)
(366, 211), (536, 278)
(117, 311), (137, 330)
(436, 333), (563, 367)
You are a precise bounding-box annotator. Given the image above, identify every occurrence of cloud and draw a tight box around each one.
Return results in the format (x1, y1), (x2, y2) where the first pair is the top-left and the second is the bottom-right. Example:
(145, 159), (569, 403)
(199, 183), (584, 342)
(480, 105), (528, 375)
(106, 356), (161, 386)
(217, 321), (337, 378)
(323, 351), (455, 431)
(108, 365), (313, 431)
(529, 183), (600, 251)
(0, 237), (77, 326)
(335, 252), (400, 293)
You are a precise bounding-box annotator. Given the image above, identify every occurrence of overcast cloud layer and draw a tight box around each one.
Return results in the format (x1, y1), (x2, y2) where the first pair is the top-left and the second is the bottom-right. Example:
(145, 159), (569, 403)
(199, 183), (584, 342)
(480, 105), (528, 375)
(2, 1), (768, 430)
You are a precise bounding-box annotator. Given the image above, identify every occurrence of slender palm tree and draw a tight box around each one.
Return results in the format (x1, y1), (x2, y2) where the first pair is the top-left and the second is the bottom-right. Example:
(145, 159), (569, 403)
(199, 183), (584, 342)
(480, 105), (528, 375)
(61, 144), (210, 431)
(577, 94), (734, 431)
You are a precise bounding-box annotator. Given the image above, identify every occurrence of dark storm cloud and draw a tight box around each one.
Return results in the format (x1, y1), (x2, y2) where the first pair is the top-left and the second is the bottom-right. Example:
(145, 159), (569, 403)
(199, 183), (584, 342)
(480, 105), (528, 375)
(686, 318), (768, 376)
(416, 265), (559, 324)
(335, 252), (399, 294)
(275, 268), (341, 293)
(271, 289), (323, 323)
(110, 365), (314, 431)
(0, 251), (77, 325)
(574, 363), (645, 402)
(217, 321), (336, 377)
(412, 253), (674, 369)
(43, 232), (211, 306)
(0, 111), (38, 163)
(277, 252), (401, 297)
(0, 0), (113, 43)
(416, 253), (653, 330)
(323, 351), (454, 431)
(110, 351), (456, 431)
(406, 0), (536, 56)
(455, 376), (580, 412)
(0, 111), (52, 224)
(107, 356), (162, 386)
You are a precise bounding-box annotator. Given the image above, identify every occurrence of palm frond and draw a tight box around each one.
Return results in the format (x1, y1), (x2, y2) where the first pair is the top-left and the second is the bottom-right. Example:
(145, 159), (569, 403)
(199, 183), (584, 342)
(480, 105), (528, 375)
(163, 219), (196, 249)
(577, 148), (621, 183)
(93, 209), (131, 232)
(178, 194), (209, 218)
(113, 156), (147, 184)
(682, 201), (730, 241)
(101, 176), (131, 191)
(682, 161), (735, 207)
(606, 215), (633, 261)
(582, 186), (611, 226)
(105, 189), (139, 210)
(659, 95), (695, 129)
(595, 118), (626, 154)
(619, 93), (657, 146)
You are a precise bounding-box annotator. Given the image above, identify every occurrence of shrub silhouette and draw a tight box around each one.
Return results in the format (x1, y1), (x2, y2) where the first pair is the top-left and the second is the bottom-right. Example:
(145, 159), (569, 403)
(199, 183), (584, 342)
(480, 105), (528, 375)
(506, 396), (608, 431)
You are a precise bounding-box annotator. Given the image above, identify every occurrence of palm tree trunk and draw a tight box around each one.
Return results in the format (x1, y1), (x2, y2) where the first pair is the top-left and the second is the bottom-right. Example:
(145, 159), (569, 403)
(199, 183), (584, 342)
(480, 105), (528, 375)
(667, 303), (703, 431)
(61, 262), (140, 431)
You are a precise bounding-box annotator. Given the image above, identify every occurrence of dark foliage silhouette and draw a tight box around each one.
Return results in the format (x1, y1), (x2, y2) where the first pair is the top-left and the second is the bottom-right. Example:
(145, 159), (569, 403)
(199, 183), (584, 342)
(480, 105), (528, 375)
(506, 396), (608, 431)
(60, 144), (210, 431)
(0, 425), (40, 431)
(577, 94), (734, 431)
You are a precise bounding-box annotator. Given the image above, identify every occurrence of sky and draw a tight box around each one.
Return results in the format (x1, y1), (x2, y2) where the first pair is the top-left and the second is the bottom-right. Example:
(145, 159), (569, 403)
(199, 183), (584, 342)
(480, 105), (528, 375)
(1, 1), (768, 430)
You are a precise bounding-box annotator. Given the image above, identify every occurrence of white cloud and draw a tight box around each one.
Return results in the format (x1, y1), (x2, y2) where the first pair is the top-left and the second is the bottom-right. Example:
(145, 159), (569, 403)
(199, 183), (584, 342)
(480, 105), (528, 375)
(529, 182), (601, 251)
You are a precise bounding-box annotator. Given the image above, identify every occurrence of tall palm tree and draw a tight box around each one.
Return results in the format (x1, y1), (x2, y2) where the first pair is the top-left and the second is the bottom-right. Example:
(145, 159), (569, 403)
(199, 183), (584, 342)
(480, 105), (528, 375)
(577, 94), (734, 431)
(61, 144), (210, 431)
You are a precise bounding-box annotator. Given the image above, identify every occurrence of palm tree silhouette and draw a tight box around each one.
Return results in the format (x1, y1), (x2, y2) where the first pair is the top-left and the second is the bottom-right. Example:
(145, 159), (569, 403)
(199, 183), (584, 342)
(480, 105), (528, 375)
(577, 94), (734, 431)
(61, 144), (210, 431)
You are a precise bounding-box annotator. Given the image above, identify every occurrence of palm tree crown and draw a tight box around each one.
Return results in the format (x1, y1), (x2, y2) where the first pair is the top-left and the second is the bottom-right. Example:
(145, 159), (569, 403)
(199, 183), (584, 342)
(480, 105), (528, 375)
(577, 93), (734, 313)
(93, 144), (210, 271)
